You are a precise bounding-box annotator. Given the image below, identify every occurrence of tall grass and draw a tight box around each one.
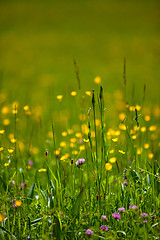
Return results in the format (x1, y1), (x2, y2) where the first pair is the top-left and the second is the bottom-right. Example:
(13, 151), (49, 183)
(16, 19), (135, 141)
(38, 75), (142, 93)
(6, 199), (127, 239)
(0, 74), (159, 239)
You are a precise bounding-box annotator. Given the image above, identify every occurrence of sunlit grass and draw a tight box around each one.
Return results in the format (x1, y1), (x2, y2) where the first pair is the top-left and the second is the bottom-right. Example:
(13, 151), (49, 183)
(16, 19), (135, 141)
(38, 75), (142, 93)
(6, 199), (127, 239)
(0, 74), (159, 239)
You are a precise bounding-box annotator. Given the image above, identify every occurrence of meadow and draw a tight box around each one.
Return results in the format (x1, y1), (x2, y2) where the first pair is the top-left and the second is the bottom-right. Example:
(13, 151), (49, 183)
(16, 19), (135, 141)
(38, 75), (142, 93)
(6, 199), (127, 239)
(0, 0), (160, 239)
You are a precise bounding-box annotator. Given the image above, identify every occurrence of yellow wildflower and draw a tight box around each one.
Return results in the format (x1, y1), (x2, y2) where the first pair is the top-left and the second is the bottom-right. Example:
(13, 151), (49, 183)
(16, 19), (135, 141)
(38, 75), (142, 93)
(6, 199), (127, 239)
(23, 105), (29, 111)
(71, 91), (77, 96)
(129, 106), (135, 111)
(119, 124), (126, 130)
(119, 113), (126, 121)
(149, 125), (157, 131)
(144, 115), (151, 121)
(56, 95), (63, 100)
(0, 130), (5, 134)
(72, 150), (78, 155)
(115, 130), (120, 136)
(79, 145), (85, 151)
(62, 131), (67, 137)
(109, 149), (114, 154)
(109, 157), (116, 163)
(60, 154), (69, 161)
(38, 169), (47, 172)
(60, 142), (66, 147)
(85, 91), (92, 96)
(8, 148), (14, 153)
(130, 129), (134, 134)
(26, 165), (31, 169)
(4, 163), (10, 167)
(54, 150), (60, 155)
(135, 105), (141, 111)
(137, 148), (142, 155)
(118, 150), (125, 154)
(141, 127), (146, 132)
(12, 109), (18, 114)
(112, 138), (118, 142)
(1, 106), (9, 114)
(132, 135), (137, 140)
(70, 138), (76, 143)
(75, 132), (82, 138)
(148, 153), (154, 159)
(144, 143), (149, 149)
(11, 138), (16, 143)
(0, 213), (4, 222)
(105, 163), (112, 170)
(15, 200), (22, 207)
(94, 76), (101, 84)
(83, 138), (89, 143)
(134, 126), (140, 131)
(3, 119), (10, 125)
(70, 143), (75, 148)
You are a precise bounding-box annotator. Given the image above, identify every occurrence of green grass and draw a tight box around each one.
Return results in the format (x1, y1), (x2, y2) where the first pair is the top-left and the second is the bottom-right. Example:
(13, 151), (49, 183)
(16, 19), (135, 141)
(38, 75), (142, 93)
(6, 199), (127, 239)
(0, 0), (160, 239)
(0, 83), (160, 239)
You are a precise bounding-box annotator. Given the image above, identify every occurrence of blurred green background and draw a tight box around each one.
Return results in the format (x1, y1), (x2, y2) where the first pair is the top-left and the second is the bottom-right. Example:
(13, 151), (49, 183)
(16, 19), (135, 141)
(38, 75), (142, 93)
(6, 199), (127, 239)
(0, 0), (160, 107)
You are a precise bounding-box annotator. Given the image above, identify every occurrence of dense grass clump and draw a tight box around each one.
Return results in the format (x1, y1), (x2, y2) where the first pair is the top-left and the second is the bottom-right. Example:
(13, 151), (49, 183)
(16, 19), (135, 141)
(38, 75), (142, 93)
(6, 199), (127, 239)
(0, 75), (160, 239)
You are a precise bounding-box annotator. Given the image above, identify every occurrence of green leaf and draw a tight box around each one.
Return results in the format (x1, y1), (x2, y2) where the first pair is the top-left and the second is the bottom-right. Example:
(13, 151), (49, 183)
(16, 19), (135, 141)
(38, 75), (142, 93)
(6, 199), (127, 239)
(27, 182), (35, 200)
(72, 187), (85, 217)
(0, 226), (17, 239)
(147, 174), (151, 185)
(30, 218), (42, 226)
(0, 176), (7, 192)
(131, 170), (139, 182)
(52, 215), (62, 240)
(117, 231), (126, 237)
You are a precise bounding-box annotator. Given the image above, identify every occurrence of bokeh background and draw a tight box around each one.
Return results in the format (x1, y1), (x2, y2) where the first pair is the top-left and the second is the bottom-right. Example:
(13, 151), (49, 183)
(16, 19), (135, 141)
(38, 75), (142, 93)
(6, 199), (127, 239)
(0, 0), (160, 109)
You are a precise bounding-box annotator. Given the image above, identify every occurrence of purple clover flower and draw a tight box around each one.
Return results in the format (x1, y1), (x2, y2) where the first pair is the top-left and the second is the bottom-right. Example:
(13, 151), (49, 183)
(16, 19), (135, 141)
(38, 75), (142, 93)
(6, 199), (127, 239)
(141, 220), (148, 224)
(100, 225), (109, 231)
(28, 160), (33, 166)
(129, 205), (138, 210)
(118, 207), (126, 212)
(76, 158), (85, 166)
(112, 213), (121, 220)
(86, 229), (93, 237)
(140, 213), (148, 218)
(101, 215), (108, 220)
(21, 183), (25, 188)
